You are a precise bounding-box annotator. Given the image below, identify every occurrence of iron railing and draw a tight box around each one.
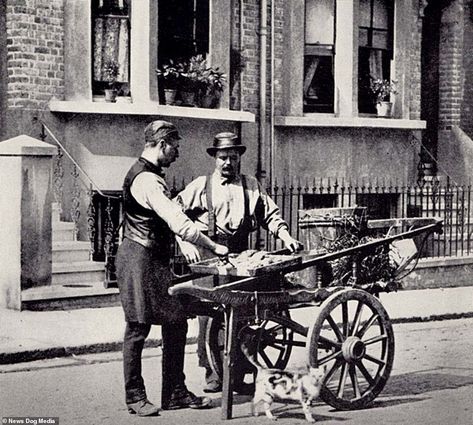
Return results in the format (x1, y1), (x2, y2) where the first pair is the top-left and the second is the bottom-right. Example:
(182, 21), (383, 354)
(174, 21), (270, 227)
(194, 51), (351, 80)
(38, 120), (122, 263)
(35, 118), (472, 293)
(92, 177), (472, 268)
(263, 178), (472, 258)
(38, 119), (472, 280)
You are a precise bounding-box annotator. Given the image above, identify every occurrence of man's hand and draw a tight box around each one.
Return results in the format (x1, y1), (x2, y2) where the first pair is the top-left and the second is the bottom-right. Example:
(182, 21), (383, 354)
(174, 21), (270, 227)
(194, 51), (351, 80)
(213, 243), (229, 258)
(278, 228), (304, 253)
(176, 236), (202, 263)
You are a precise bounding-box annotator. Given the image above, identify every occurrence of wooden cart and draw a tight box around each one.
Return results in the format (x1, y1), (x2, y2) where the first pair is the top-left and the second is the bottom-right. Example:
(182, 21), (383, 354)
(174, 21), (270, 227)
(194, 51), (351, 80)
(169, 217), (442, 419)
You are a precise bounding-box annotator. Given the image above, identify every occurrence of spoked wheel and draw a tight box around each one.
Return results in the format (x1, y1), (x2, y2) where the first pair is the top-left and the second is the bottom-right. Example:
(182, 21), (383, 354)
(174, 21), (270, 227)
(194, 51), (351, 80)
(308, 289), (394, 410)
(205, 309), (295, 380)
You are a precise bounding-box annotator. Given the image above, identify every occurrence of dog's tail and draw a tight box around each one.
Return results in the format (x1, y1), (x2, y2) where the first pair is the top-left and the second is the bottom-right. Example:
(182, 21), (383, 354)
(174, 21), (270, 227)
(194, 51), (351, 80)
(240, 342), (263, 371)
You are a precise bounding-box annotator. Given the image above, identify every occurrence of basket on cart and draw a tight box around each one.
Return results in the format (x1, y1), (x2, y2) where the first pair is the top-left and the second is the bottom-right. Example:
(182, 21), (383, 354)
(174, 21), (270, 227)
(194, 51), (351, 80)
(169, 214), (443, 417)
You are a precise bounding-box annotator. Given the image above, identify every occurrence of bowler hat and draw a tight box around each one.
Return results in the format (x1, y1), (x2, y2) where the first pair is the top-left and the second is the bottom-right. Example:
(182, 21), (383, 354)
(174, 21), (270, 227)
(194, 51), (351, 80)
(207, 132), (246, 156)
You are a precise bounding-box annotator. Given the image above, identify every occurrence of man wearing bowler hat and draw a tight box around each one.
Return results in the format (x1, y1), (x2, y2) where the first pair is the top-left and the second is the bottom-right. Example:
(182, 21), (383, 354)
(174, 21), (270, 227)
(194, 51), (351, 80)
(174, 131), (302, 393)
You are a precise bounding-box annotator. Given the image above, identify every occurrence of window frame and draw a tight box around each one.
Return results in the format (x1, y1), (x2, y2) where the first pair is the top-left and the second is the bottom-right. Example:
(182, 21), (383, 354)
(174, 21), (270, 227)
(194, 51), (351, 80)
(283, 0), (411, 120)
(63, 0), (231, 109)
(91, 0), (131, 98)
(357, 0), (395, 114)
(303, 0), (336, 113)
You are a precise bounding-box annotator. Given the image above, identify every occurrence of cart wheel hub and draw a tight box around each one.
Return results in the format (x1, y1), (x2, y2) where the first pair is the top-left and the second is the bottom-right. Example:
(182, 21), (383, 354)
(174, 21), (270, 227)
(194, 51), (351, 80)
(342, 336), (366, 362)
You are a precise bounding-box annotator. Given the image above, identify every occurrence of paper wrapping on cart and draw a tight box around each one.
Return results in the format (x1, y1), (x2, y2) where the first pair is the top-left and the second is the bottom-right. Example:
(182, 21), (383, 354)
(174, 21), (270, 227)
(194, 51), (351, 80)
(188, 250), (302, 276)
(389, 238), (418, 274)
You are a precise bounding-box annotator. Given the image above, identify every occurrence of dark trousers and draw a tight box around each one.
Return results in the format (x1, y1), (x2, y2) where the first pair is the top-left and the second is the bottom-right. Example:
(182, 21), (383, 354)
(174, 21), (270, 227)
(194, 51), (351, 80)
(123, 320), (188, 405)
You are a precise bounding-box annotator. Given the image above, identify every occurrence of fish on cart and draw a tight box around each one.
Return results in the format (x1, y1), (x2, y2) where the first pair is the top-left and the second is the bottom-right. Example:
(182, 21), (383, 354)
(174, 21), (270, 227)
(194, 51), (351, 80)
(189, 249), (302, 276)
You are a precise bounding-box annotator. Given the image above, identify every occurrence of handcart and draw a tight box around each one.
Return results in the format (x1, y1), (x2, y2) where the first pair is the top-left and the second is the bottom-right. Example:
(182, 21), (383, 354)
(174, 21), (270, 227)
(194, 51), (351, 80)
(169, 217), (442, 420)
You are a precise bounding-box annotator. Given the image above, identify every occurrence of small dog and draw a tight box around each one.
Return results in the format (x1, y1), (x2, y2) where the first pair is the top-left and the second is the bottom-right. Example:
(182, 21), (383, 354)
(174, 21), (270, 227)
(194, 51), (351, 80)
(241, 344), (325, 422)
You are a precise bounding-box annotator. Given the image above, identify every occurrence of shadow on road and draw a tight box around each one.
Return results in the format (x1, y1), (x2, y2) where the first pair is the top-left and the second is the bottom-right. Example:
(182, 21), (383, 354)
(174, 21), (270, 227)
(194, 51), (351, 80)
(211, 394), (253, 407)
(236, 403), (349, 422)
(383, 369), (473, 397)
(371, 396), (429, 408)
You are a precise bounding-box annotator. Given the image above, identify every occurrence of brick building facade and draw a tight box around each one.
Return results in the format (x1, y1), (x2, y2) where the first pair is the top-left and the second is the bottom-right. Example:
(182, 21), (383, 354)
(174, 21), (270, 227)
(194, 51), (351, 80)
(1, 0), (473, 309)
(0, 0), (472, 216)
(0, 1), (64, 134)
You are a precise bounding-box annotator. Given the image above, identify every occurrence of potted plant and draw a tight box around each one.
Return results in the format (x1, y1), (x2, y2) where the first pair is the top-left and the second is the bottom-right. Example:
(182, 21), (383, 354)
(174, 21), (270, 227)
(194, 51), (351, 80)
(198, 66), (227, 108)
(156, 61), (181, 105)
(370, 78), (397, 117)
(103, 60), (120, 103)
(181, 54), (226, 108)
(177, 55), (207, 106)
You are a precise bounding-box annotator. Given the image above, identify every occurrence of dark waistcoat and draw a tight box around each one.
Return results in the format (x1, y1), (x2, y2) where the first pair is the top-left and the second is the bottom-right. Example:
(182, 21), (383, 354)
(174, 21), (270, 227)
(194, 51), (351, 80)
(122, 158), (172, 252)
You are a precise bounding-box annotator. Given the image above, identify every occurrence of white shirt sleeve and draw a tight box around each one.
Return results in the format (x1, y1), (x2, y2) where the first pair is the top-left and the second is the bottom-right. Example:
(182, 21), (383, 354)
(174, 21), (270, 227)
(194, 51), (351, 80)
(130, 171), (202, 244)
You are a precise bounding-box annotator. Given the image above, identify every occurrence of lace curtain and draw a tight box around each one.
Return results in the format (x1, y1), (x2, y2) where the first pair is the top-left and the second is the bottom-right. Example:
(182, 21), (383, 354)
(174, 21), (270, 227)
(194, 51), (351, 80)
(368, 49), (384, 81)
(93, 17), (129, 83)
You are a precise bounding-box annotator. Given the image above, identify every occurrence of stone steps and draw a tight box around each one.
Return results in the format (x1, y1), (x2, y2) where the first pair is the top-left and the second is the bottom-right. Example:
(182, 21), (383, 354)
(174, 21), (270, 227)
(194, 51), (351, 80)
(21, 282), (119, 311)
(52, 221), (76, 242)
(52, 260), (105, 285)
(25, 204), (113, 310)
(52, 241), (92, 263)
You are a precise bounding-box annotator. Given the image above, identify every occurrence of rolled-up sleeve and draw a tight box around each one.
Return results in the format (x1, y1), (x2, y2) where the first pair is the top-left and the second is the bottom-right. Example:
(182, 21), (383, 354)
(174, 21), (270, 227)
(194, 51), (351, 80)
(130, 172), (202, 244)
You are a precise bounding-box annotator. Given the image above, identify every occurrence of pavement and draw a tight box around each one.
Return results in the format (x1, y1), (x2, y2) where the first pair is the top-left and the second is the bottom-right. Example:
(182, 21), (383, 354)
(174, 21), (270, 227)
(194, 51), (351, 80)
(1, 286), (472, 365)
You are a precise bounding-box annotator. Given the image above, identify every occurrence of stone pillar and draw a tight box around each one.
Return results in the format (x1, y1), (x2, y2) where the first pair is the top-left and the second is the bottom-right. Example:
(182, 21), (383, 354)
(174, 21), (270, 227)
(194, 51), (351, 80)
(0, 135), (57, 310)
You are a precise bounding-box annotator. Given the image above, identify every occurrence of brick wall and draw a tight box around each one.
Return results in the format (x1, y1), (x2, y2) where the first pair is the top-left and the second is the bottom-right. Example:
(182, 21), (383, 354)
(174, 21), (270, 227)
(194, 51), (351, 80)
(239, 0), (260, 115)
(272, 0), (284, 117)
(6, 0), (64, 110)
(461, 0), (473, 137)
(230, 0), (242, 111)
(409, 0), (423, 120)
(0, 1), (7, 130)
(438, 0), (464, 130)
(232, 0), (287, 117)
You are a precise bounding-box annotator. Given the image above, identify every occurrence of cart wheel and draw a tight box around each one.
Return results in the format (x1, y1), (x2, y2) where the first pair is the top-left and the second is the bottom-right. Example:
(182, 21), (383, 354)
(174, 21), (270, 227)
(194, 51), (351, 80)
(205, 309), (294, 380)
(307, 288), (394, 410)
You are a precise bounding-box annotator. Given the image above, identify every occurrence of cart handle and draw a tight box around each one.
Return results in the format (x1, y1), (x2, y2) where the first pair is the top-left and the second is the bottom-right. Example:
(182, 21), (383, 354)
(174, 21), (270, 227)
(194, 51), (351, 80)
(290, 219), (443, 273)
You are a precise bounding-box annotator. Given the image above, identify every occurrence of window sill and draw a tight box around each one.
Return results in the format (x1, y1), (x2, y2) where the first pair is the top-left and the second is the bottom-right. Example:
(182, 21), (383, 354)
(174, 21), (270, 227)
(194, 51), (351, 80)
(274, 115), (426, 129)
(49, 100), (255, 123)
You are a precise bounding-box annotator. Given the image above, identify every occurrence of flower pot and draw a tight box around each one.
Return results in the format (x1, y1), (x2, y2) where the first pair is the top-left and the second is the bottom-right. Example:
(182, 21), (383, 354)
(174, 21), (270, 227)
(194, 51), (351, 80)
(376, 101), (393, 118)
(179, 90), (196, 106)
(164, 89), (177, 105)
(199, 93), (220, 109)
(104, 89), (118, 103)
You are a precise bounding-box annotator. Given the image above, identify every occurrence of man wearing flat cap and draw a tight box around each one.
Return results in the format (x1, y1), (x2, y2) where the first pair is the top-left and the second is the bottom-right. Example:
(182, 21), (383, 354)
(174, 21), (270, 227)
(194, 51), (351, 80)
(174, 131), (302, 393)
(116, 120), (228, 416)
